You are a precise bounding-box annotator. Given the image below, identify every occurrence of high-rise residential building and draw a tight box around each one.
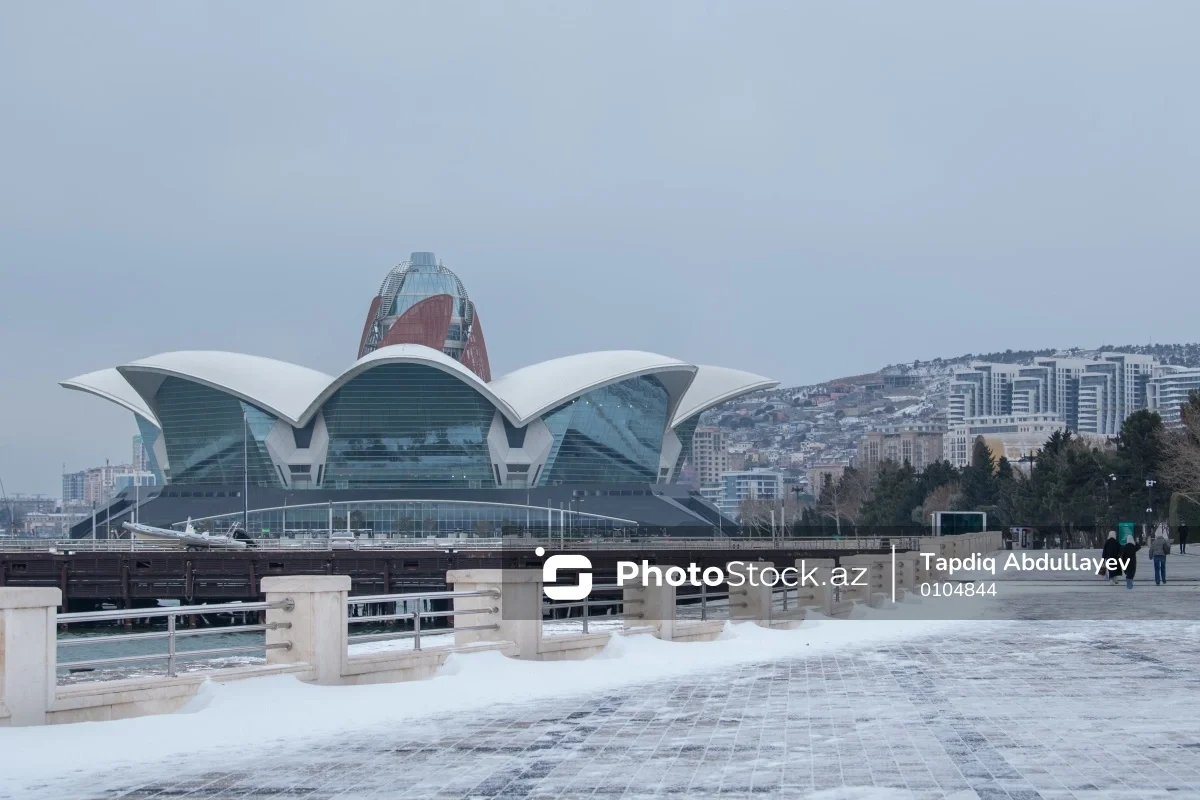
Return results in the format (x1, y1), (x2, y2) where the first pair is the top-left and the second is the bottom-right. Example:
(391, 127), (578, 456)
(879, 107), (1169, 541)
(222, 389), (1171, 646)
(690, 426), (729, 486)
(1112, 353), (1157, 426)
(1148, 366), (1200, 426)
(132, 434), (152, 472)
(949, 352), (1160, 436)
(62, 470), (86, 504)
(857, 424), (944, 471)
(948, 371), (983, 425)
(948, 364), (1021, 425)
(1011, 366), (1050, 415)
(79, 464), (156, 507)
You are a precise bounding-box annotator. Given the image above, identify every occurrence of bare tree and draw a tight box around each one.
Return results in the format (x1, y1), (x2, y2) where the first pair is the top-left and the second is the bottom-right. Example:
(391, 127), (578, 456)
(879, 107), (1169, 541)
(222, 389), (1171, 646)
(817, 468), (872, 536)
(738, 496), (806, 539)
(738, 497), (776, 538)
(917, 482), (958, 528)
(1160, 393), (1200, 505)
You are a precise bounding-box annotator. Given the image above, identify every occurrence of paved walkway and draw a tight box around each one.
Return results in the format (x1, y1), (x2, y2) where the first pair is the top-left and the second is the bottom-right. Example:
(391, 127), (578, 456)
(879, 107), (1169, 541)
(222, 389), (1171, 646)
(18, 553), (1200, 800)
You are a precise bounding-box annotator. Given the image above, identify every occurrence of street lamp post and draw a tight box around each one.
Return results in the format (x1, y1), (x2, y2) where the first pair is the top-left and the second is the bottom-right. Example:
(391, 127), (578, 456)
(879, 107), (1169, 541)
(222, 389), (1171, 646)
(1018, 453), (1036, 477)
(1146, 478), (1157, 538)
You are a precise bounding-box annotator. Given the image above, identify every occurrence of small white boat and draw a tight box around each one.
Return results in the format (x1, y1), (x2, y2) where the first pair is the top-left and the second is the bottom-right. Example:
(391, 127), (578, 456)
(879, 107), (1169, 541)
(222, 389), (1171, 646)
(122, 518), (248, 550)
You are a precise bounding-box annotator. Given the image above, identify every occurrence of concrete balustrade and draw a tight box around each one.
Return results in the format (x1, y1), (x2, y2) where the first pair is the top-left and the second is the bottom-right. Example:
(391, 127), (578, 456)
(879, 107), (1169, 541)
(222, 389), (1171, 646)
(911, 531), (1007, 583)
(728, 561), (774, 623)
(839, 554), (891, 604)
(3, 534), (1017, 727)
(918, 537), (948, 576)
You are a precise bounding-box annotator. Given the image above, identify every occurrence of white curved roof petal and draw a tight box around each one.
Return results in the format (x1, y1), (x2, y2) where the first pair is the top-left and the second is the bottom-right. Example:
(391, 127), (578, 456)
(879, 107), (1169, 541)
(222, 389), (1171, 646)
(670, 365), (779, 427)
(117, 351), (333, 425)
(60, 368), (160, 427)
(299, 344), (520, 425)
(489, 351), (698, 425)
(65, 349), (775, 434)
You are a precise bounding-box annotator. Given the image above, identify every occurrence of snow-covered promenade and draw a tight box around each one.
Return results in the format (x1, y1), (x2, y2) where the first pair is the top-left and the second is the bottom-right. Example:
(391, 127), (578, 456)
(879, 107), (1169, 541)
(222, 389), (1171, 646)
(3, 552), (1200, 799)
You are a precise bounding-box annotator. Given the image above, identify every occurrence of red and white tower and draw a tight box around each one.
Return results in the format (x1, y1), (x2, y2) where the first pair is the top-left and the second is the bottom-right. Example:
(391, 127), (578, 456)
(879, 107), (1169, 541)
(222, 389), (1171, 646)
(356, 252), (491, 381)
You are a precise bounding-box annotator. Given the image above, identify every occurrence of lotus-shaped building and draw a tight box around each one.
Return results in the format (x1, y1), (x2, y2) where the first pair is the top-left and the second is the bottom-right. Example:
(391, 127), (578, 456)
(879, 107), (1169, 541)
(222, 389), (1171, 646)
(63, 253), (776, 535)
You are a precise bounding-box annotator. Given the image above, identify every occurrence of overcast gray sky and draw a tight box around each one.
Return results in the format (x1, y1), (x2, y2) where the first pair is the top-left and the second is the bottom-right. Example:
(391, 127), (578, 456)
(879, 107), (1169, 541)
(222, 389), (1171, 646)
(2, 1), (1198, 496)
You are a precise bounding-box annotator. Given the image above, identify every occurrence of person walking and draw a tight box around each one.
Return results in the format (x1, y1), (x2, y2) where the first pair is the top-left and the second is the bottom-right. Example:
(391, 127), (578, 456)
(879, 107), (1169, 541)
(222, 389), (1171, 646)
(1149, 527), (1170, 585)
(1101, 531), (1122, 585)
(1179, 521), (1189, 555)
(1121, 533), (1141, 590)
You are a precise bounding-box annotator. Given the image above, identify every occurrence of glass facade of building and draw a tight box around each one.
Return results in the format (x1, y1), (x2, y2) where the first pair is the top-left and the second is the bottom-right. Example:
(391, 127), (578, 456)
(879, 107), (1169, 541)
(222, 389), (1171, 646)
(321, 364), (497, 489)
(671, 415), (701, 482)
(135, 415), (166, 485)
(538, 375), (670, 485)
(178, 499), (635, 539)
(388, 266), (469, 322)
(153, 377), (282, 487)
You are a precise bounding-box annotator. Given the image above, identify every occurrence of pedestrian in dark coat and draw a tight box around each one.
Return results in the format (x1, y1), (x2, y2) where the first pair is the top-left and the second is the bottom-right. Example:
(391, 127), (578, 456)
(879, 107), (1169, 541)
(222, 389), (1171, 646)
(1179, 521), (1189, 555)
(1101, 531), (1122, 584)
(1120, 536), (1140, 590)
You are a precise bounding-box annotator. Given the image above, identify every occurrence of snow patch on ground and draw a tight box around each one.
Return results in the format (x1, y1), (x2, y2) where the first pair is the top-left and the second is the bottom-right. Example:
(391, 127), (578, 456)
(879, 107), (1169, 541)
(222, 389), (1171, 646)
(0, 610), (965, 791)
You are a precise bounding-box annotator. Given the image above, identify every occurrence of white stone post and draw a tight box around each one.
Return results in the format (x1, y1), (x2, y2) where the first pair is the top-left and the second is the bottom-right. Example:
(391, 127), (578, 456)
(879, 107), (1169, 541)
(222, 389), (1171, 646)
(0, 587), (61, 727)
(728, 560), (773, 623)
(262, 575), (349, 686)
(447, 569), (542, 660)
(795, 557), (834, 616)
(623, 581), (676, 640)
(840, 554), (889, 603)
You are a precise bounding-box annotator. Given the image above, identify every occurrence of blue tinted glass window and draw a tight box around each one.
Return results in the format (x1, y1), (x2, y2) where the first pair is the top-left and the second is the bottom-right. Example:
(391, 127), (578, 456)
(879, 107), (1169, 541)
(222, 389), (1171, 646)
(671, 415), (700, 482)
(389, 269), (465, 318)
(153, 377), (282, 487)
(538, 376), (670, 485)
(322, 364), (497, 489)
(135, 416), (166, 485)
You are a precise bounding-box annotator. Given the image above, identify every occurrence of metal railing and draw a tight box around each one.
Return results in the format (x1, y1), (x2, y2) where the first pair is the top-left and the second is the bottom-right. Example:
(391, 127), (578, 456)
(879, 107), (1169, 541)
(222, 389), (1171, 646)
(346, 589), (500, 651)
(675, 584), (733, 622)
(772, 585), (806, 616)
(541, 584), (628, 635)
(1, 534), (924, 554)
(56, 600), (294, 678)
(3, 539), (189, 552)
(505, 536), (922, 552)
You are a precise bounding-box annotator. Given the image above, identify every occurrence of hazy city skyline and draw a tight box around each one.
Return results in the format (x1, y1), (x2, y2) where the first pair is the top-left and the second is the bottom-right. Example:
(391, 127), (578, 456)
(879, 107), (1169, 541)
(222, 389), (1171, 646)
(3, 1), (1199, 496)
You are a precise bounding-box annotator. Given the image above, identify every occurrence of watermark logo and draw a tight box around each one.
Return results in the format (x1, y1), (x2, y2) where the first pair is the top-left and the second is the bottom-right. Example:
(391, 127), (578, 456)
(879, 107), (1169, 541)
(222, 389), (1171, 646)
(537, 546), (592, 601)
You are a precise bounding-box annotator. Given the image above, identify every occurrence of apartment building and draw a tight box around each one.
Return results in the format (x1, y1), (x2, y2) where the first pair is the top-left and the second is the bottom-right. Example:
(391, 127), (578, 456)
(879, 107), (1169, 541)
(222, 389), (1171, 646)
(948, 352), (1159, 436)
(857, 424), (945, 471)
(718, 469), (784, 520)
(690, 426), (730, 486)
(1148, 366), (1200, 426)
